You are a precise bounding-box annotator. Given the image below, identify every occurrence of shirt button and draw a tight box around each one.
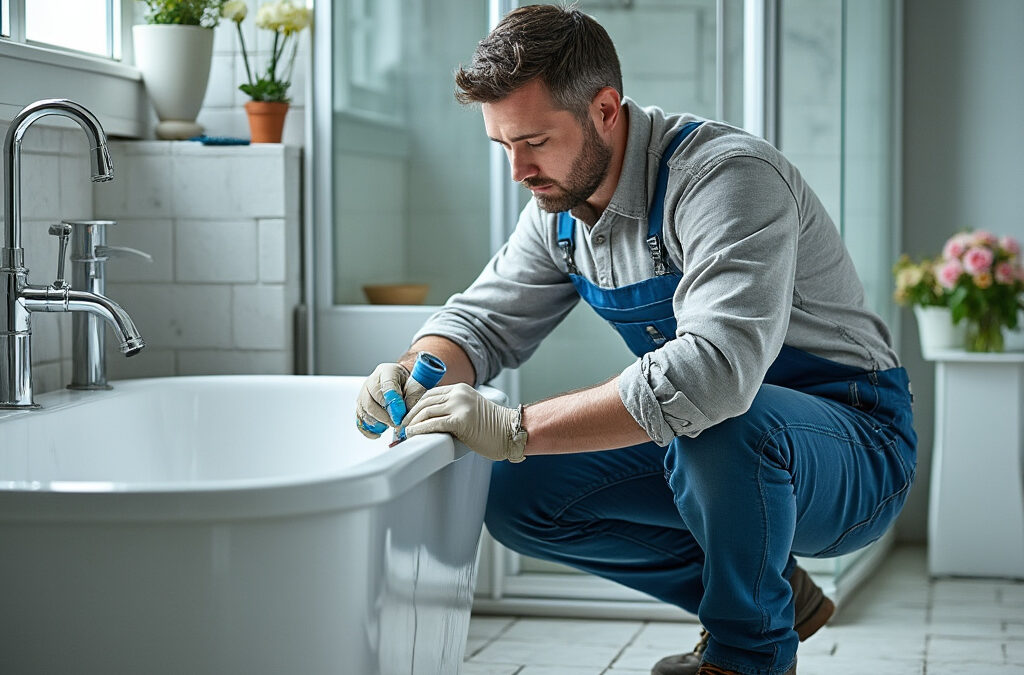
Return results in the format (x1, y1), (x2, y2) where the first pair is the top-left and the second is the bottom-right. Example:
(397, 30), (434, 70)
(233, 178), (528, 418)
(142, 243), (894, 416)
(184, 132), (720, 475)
(594, 235), (606, 245)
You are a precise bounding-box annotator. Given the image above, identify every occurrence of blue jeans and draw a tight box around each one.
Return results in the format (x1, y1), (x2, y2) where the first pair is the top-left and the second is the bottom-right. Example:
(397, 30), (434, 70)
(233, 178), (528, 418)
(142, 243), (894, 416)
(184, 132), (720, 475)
(485, 362), (916, 675)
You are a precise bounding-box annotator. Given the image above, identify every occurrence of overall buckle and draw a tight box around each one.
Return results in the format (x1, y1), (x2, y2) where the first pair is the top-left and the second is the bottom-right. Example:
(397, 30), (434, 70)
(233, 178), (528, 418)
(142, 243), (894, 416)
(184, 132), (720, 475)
(558, 240), (580, 275)
(647, 236), (667, 276)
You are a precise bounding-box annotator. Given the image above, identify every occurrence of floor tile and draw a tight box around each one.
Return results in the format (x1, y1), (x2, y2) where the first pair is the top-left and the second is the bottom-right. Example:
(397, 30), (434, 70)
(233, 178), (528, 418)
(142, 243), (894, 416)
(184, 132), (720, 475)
(469, 638), (622, 668)
(470, 616), (516, 640)
(500, 618), (642, 646)
(927, 635), (1007, 664)
(926, 664), (1024, 675)
(463, 546), (1024, 674)
(459, 664), (521, 675)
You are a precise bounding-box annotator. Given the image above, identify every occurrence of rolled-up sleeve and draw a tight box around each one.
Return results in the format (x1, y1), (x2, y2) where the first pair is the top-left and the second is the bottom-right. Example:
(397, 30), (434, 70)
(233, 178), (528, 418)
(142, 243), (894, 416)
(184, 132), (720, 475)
(619, 155), (800, 445)
(413, 203), (580, 386)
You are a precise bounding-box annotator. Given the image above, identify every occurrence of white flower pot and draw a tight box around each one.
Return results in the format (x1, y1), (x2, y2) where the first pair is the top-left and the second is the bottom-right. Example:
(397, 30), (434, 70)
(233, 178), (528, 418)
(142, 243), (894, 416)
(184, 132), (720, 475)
(132, 24), (214, 140)
(914, 305), (966, 356)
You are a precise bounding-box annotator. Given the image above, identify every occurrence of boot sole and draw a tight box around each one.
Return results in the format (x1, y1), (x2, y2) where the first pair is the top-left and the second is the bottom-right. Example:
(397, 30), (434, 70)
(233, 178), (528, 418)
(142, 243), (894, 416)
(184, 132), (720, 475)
(796, 594), (835, 641)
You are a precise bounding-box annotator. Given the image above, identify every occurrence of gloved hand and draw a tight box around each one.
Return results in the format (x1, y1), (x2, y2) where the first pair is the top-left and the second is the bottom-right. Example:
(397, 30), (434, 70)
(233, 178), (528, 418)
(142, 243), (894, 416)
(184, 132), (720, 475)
(402, 383), (528, 462)
(355, 362), (429, 439)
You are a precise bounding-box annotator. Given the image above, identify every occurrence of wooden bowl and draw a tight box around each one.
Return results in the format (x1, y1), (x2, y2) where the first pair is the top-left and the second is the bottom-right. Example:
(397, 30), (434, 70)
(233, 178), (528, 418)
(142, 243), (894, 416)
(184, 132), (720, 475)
(362, 283), (430, 305)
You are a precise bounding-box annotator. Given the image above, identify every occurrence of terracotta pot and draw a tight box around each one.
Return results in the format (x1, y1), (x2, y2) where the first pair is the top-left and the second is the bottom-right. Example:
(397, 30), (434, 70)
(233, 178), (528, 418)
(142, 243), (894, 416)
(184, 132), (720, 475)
(245, 101), (289, 143)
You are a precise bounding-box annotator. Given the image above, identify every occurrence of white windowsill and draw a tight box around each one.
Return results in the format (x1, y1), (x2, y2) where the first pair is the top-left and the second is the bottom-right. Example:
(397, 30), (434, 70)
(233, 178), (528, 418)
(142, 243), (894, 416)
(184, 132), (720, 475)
(0, 39), (147, 139)
(0, 40), (140, 79)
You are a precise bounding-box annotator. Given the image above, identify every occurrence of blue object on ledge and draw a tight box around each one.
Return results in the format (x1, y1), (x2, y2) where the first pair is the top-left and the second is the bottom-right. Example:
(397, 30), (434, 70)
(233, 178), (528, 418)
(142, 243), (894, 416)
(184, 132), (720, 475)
(188, 135), (251, 146)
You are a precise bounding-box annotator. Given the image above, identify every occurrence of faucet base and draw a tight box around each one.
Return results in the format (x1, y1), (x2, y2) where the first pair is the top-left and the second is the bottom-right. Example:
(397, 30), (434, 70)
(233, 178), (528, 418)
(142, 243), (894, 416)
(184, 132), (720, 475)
(67, 384), (113, 391)
(0, 403), (41, 409)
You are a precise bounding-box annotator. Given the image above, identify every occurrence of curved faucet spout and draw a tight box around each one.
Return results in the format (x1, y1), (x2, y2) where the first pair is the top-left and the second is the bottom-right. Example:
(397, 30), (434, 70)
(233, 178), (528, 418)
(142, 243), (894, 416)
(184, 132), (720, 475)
(20, 286), (145, 357)
(3, 99), (112, 252)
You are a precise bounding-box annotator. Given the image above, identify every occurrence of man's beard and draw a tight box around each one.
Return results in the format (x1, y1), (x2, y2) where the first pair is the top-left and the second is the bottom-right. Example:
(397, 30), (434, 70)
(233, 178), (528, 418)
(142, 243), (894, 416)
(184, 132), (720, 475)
(523, 121), (613, 213)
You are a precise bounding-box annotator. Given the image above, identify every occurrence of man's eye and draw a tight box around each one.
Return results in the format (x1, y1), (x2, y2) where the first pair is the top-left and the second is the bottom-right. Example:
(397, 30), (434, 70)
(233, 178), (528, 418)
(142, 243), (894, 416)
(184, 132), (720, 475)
(526, 139), (548, 148)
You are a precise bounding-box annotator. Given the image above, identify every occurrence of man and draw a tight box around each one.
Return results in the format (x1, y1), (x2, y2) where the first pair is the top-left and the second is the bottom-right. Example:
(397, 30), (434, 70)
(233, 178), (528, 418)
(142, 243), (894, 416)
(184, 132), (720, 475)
(355, 5), (916, 675)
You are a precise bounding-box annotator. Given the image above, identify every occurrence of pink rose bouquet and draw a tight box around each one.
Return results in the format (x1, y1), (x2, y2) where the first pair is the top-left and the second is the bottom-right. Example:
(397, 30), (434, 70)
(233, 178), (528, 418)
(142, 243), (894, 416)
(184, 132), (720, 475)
(937, 229), (1024, 351)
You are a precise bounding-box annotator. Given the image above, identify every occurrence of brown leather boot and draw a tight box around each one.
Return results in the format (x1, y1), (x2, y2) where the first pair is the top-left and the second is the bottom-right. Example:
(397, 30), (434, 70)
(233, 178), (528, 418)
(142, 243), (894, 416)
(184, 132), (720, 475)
(650, 566), (833, 675)
(695, 661), (796, 675)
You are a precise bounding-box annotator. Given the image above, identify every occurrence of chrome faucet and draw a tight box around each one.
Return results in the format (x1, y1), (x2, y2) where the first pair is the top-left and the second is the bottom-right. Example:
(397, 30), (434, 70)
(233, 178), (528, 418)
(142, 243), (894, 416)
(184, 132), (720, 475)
(2, 99), (145, 408)
(65, 220), (152, 390)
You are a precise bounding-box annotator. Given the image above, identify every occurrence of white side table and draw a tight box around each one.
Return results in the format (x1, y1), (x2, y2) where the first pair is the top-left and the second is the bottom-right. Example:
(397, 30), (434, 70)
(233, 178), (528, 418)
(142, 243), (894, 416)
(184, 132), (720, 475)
(925, 349), (1024, 578)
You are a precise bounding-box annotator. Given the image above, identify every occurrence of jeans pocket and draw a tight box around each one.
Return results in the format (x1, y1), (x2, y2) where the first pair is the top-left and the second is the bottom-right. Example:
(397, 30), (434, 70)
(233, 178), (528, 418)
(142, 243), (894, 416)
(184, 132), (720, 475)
(812, 460), (913, 557)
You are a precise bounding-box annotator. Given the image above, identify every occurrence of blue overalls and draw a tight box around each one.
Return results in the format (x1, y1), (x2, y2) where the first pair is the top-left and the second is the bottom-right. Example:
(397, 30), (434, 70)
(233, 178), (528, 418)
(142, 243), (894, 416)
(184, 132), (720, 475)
(484, 123), (917, 674)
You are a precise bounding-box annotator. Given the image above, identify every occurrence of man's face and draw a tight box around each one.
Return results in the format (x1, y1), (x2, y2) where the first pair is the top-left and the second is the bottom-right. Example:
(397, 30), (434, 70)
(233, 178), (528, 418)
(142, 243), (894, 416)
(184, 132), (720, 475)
(483, 79), (612, 213)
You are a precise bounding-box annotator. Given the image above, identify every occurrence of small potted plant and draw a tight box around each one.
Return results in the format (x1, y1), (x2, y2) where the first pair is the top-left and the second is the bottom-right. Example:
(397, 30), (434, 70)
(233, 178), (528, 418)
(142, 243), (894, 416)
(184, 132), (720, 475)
(893, 254), (965, 354)
(133, 0), (225, 139)
(222, 0), (312, 143)
(935, 230), (1024, 352)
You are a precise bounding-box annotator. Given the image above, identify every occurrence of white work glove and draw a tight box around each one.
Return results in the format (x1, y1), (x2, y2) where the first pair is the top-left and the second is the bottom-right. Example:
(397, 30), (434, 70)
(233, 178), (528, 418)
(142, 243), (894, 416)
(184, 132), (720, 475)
(402, 383), (528, 462)
(355, 362), (428, 439)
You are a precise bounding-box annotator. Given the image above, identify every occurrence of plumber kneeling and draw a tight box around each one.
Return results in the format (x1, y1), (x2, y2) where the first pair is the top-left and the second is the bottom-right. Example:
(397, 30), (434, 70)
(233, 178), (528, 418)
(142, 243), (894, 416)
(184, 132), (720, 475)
(355, 6), (916, 675)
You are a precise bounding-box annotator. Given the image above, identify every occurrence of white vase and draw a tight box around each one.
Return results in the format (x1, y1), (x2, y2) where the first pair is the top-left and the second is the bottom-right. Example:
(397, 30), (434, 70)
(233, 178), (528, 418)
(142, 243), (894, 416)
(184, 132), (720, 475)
(132, 24), (214, 140)
(914, 305), (966, 356)
(1004, 309), (1024, 352)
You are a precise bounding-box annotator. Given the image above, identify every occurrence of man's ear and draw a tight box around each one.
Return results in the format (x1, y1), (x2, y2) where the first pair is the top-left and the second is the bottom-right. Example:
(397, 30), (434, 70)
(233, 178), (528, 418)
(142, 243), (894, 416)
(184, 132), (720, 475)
(591, 86), (623, 133)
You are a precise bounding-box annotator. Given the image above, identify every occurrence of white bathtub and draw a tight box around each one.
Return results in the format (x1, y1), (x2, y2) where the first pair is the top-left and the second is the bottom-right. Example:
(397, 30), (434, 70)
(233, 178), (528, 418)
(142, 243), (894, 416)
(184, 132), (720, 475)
(0, 375), (494, 675)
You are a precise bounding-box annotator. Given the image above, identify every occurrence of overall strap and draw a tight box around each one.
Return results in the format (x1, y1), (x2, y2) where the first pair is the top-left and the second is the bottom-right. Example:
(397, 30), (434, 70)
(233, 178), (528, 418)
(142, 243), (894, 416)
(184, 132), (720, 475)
(556, 211), (580, 275)
(557, 119), (704, 277)
(647, 120), (703, 275)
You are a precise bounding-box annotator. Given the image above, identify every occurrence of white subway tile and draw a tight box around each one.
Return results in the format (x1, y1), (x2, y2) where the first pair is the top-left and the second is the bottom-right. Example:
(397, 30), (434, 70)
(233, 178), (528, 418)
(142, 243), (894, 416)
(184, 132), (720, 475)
(106, 348), (176, 380)
(213, 20), (237, 54)
(204, 53), (238, 109)
(281, 107), (305, 149)
(57, 313), (71, 357)
(94, 146), (173, 218)
(177, 349), (291, 375)
(60, 127), (92, 156)
(106, 283), (233, 349)
(105, 219), (175, 283)
(176, 219), (258, 282)
(232, 284), (288, 350)
(20, 126), (63, 154)
(19, 153), (62, 221)
(59, 153), (94, 220)
(258, 218), (286, 282)
(30, 313), (63, 364)
(194, 108), (251, 141)
(172, 152), (287, 218)
(32, 362), (64, 396)
(20, 219), (59, 286)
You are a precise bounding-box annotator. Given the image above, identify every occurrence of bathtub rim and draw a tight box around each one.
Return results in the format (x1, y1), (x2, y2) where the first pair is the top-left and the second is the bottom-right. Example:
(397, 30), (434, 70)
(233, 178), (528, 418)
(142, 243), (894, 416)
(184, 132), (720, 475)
(0, 375), (498, 524)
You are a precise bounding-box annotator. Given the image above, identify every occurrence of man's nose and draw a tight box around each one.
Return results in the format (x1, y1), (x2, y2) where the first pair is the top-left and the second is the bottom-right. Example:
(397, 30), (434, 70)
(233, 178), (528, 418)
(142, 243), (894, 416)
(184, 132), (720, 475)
(508, 148), (537, 183)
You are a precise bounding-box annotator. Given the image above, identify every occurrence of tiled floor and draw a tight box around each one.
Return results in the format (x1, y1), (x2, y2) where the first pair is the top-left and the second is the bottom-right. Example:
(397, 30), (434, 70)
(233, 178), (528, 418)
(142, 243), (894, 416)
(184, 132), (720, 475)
(462, 546), (1024, 674)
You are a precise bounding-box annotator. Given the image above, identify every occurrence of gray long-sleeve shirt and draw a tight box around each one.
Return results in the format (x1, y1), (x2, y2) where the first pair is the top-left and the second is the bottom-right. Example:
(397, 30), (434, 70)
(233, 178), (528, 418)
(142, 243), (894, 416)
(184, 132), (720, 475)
(413, 99), (899, 446)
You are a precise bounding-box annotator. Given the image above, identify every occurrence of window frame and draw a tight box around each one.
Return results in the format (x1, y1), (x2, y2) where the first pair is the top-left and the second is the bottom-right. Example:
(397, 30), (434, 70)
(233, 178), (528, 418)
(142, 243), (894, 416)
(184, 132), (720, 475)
(0, 0), (146, 138)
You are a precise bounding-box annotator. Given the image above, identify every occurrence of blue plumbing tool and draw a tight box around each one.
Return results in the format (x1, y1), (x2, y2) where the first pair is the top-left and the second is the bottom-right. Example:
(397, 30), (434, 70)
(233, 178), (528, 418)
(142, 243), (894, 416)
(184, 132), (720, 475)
(388, 351), (446, 447)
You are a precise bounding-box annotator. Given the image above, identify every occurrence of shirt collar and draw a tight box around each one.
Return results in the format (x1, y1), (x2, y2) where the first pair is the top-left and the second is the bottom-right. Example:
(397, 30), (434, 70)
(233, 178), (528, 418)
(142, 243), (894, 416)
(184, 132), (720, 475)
(603, 97), (652, 221)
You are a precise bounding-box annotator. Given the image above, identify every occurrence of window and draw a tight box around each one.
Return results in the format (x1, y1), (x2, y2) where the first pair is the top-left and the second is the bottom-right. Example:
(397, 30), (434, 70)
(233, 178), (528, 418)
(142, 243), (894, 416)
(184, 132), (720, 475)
(0, 0), (143, 138)
(2, 0), (122, 59)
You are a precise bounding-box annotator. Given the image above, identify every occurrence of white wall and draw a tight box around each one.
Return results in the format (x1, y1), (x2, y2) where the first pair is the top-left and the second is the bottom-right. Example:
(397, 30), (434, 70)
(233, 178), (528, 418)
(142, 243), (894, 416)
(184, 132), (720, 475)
(899, 0), (1024, 542)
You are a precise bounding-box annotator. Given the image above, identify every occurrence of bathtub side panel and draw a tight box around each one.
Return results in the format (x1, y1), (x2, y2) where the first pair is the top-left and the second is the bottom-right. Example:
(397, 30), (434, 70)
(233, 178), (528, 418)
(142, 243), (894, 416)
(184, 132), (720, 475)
(0, 449), (491, 675)
(377, 450), (492, 675)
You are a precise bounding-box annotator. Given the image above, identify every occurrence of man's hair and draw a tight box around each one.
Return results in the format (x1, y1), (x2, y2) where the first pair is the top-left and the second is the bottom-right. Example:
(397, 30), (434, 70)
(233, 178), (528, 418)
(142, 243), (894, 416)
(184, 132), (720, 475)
(454, 3), (623, 119)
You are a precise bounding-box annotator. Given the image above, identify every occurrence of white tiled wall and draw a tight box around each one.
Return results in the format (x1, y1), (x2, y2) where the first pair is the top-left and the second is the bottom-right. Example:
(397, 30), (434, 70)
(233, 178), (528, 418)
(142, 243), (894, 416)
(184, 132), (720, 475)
(93, 141), (303, 380)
